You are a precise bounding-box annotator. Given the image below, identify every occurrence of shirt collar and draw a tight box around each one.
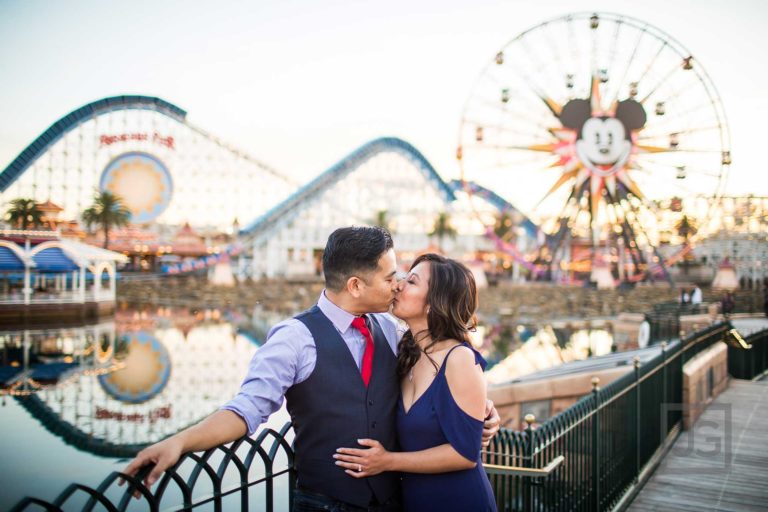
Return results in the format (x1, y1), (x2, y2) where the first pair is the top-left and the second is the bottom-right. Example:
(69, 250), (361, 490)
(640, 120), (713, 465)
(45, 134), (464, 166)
(318, 290), (360, 334)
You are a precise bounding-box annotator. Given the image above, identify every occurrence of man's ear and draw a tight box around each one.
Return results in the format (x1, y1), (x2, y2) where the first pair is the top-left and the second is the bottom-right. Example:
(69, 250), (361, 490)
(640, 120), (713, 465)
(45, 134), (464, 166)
(346, 276), (364, 298)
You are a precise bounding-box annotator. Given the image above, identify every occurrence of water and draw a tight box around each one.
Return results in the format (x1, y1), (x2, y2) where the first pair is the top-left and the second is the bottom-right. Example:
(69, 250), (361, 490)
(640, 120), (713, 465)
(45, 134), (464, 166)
(0, 306), (291, 509)
(0, 305), (613, 509)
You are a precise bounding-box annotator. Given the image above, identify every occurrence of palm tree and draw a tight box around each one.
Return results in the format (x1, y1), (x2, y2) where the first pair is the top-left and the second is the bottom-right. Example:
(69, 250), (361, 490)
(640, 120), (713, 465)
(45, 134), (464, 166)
(675, 215), (697, 243)
(494, 211), (516, 243)
(429, 212), (457, 249)
(82, 191), (132, 248)
(5, 198), (44, 229)
(372, 209), (394, 233)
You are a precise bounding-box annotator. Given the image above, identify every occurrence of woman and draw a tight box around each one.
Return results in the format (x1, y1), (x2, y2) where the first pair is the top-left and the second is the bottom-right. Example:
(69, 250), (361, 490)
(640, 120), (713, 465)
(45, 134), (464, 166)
(334, 253), (497, 511)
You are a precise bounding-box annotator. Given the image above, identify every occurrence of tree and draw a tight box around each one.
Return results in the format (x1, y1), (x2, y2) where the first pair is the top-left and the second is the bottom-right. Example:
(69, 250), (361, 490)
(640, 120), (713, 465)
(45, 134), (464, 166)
(675, 215), (697, 243)
(494, 211), (516, 243)
(429, 212), (457, 248)
(5, 198), (44, 229)
(372, 209), (394, 233)
(82, 190), (132, 249)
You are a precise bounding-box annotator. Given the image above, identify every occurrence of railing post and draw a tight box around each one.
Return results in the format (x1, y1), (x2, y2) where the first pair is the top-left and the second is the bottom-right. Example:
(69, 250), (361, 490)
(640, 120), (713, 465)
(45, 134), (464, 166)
(661, 342), (668, 433)
(523, 413), (535, 512)
(634, 356), (641, 483)
(591, 376), (600, 512)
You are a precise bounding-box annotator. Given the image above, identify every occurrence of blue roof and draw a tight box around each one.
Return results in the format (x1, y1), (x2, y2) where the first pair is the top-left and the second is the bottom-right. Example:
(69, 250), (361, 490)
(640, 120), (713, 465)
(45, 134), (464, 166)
(32, 247), (78, 272)
(0, 96), (187, 192)
(0, 246), (25, 272)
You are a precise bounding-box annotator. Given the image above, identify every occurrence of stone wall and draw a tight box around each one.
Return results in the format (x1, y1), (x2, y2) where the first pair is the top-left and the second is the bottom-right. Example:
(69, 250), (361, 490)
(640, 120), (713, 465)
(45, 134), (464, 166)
(682, 341), (730, 430)
(117, 276), (764, 321)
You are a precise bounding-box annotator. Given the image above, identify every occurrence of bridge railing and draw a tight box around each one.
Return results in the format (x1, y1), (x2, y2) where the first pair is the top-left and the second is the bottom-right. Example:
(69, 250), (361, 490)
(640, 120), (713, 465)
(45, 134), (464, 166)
(12, 321), (767, 512)
(482, 322), (731, 512)
(728, 327), (768, 380)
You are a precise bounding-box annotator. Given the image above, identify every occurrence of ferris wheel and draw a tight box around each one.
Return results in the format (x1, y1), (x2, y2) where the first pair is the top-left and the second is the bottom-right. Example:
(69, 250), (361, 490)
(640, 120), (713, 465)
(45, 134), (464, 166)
(458, 12), (730, 283)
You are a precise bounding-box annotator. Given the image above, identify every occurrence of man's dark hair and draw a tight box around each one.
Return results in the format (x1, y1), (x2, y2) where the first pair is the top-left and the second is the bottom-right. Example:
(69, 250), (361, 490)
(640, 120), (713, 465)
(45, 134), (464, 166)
(322, 226), (393, 291)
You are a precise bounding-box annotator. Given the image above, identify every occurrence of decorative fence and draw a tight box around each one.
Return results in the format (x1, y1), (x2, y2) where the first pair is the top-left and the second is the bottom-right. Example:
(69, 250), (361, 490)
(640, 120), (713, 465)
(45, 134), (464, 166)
(10, 423), (295, 512)
(11, 321), (768, 512)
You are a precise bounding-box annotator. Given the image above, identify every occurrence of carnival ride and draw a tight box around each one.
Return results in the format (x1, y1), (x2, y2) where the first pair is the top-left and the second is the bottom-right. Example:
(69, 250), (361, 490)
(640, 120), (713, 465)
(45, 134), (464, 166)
(458, 12), (731, 283)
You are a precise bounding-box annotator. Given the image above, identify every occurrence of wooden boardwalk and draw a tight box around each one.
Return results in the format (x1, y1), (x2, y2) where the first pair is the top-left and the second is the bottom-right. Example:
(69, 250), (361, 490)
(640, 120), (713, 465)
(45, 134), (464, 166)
(629, 379), (768, 511)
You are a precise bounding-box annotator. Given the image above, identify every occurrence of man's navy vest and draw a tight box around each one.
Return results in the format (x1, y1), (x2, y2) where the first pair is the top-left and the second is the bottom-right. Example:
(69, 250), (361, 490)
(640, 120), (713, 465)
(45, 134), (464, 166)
(286, 306), (400, 507)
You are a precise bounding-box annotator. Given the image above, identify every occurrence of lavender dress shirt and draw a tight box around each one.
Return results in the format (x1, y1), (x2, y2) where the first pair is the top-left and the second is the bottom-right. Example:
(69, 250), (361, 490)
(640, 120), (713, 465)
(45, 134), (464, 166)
(221, 291), (402, 435)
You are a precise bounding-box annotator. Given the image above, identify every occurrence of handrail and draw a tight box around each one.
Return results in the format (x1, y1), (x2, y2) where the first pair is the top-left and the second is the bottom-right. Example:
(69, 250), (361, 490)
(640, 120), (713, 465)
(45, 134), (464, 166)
(484, 455), (565, 477)
(725, 328), (750, 349)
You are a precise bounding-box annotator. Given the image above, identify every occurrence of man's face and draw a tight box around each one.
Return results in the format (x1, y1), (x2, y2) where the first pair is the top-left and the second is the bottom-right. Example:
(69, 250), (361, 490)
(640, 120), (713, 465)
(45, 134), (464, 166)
(356, 249), (398, 313)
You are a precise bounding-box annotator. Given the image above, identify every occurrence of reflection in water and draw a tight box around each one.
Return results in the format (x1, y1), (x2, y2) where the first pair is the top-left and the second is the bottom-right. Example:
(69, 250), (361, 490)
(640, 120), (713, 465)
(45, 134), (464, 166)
(1, 307), (259, 451)
(479, 325), (614, 385)
(1, 304), (614, 466)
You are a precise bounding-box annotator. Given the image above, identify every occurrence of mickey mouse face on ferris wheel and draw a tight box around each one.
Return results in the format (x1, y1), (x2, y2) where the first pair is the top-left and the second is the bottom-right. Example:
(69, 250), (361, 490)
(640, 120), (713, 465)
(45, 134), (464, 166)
(559, 98), (647, 177)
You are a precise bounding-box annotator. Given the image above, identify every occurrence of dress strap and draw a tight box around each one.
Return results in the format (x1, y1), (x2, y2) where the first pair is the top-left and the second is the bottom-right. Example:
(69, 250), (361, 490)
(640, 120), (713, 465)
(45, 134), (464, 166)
(438, 341), (487, 374)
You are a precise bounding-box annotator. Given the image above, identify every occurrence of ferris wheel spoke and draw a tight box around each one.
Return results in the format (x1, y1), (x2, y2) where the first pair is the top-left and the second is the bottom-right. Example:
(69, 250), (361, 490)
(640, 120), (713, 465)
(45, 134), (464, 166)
(462, 117), (555, 140)
(608, 26), (648, 107)
(632, 41), (668, 90)
(518, 36), (560, 98)
(467, 96), (557, 127)
(633, 155), (722, 175)
(566, 16), (582, 83)
(468, 143), (561, 153)
(637, 125), (723, 143)
(544, 22), (569, 93)
(639, 60), (692, 105)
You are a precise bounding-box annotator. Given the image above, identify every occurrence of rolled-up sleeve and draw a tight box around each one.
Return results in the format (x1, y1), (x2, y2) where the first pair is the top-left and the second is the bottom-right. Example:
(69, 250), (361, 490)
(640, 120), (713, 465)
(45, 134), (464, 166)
(221, 319), (314, 435)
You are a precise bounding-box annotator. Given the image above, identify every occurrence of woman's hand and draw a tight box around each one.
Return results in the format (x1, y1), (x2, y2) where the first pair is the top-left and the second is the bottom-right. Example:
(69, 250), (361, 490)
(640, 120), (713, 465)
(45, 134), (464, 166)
(482, 399), (501, 447)
(334, 439), (392, 478)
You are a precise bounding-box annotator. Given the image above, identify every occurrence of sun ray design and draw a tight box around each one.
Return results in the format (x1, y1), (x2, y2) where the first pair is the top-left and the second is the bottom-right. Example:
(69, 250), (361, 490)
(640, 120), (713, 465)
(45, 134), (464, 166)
(533, 74), (650, 243)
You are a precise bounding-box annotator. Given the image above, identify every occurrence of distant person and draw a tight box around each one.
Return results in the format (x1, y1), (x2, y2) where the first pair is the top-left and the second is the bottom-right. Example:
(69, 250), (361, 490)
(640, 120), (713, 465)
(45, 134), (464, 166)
(638, 315), (651, 349)
(690, 286), (703, 312)
(720, 291), (735, 319)
(334, 254), (497, 511)
(121, 227), (500, 511)
(679, 288), (690, 305)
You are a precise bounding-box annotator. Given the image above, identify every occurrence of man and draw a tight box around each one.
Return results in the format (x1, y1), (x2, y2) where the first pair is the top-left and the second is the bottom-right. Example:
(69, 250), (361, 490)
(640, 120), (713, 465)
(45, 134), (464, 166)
(122, 226), (500, 511)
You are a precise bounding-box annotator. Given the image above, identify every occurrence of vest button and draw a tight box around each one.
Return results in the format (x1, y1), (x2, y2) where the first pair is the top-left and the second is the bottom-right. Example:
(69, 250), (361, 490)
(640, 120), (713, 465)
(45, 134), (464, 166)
(368, 399), (374, 406)
(371, 421), (377, 429)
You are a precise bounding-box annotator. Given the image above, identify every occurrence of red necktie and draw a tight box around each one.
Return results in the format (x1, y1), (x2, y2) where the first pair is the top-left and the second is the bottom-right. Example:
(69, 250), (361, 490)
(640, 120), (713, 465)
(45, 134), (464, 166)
(351, 316), (375, 387)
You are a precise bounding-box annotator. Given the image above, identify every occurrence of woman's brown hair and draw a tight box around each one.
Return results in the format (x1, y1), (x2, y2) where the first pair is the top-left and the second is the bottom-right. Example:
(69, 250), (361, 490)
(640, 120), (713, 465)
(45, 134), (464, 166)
(396, 253), (478, 379)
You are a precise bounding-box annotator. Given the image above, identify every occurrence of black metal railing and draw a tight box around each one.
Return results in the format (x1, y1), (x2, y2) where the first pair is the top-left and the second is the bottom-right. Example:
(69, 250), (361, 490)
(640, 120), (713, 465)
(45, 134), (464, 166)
(11, 321), (767, 512)
(482, 322), (732, 512)
(728, 328), (768, 380)
(10, 423), (295, 512)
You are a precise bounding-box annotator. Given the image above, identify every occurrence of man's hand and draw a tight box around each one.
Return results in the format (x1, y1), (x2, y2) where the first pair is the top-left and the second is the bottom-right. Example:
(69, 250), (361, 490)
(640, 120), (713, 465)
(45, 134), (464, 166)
(119, 436), (184, 498)
(482, 399), (501, 448)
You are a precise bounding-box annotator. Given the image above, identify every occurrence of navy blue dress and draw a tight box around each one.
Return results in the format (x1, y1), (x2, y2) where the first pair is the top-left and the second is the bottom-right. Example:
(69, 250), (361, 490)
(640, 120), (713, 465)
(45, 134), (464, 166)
(396, 343), (497, 511)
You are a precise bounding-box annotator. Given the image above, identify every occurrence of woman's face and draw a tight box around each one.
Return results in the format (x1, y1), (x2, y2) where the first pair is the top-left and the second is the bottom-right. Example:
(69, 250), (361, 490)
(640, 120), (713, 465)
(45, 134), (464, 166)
(392, 261), (430, 321)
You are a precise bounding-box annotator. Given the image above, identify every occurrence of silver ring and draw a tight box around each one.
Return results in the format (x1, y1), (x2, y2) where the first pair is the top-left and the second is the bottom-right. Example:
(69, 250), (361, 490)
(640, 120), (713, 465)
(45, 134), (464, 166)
(357, 464), (362, 472)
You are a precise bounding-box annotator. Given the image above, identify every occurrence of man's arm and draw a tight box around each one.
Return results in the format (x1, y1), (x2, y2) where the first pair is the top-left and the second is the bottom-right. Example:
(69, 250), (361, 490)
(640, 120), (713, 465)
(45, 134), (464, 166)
(119, 320), (312, 496)
(120, 410), (246, 494)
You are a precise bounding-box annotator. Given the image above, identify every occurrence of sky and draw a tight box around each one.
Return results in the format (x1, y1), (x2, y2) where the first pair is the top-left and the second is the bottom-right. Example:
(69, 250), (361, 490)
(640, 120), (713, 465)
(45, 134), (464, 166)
(1, 0), (767, 199)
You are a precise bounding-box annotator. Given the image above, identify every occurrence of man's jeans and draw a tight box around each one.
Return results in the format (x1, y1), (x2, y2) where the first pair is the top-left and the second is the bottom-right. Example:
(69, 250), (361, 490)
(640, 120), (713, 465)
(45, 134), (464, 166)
(292, 488), (402, 512)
